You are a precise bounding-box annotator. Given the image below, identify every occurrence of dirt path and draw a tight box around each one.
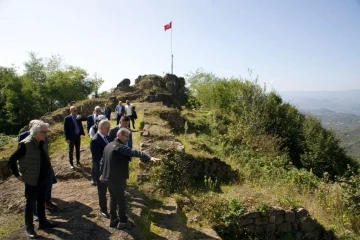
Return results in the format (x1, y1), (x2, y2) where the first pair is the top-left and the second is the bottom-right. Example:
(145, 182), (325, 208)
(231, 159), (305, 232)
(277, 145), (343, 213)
(0, 176), (151, 240)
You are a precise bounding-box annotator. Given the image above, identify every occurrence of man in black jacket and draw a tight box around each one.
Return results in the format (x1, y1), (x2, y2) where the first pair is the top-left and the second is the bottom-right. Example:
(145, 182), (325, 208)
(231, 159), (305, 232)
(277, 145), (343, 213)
(108, 116), (132, 147)
(8, 121), (56, 239)
(87, 106), (102, 134)
(63, 106), (87, 169)
(100, 128), (160, 229)
(90, 119), (111, 218)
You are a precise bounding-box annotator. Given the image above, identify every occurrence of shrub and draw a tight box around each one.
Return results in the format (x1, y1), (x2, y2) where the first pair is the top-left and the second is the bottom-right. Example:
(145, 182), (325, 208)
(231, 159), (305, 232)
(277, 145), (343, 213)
(186, 70), (358, 178)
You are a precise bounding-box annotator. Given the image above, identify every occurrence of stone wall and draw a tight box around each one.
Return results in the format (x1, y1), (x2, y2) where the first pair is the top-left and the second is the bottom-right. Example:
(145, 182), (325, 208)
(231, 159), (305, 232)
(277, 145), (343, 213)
(228, 207), (337, 240)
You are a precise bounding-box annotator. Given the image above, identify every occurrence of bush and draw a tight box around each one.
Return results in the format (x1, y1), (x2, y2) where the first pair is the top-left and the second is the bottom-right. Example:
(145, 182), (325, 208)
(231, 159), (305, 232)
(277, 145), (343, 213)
(186, 70), (358, 178)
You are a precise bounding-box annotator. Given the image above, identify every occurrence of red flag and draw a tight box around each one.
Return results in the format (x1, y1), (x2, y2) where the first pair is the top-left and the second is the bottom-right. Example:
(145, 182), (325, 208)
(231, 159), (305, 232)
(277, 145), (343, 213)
(164, 21), (172, 31)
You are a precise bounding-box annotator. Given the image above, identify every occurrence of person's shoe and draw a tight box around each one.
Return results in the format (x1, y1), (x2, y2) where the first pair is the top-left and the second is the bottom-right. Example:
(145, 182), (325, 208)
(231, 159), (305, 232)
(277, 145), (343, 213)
(38, 220), (56, 230)
(90, 180), (97, 186)
(100, 210), (110, 218)
(69, 164), (74, 169)
(110, 219), (119, 228)
(117, 221), (134, 230)
(76, 162), (82, 167)
(45, 202), (58, 212)
(33, 215), (39, 222)
(25, 227), (37, 239)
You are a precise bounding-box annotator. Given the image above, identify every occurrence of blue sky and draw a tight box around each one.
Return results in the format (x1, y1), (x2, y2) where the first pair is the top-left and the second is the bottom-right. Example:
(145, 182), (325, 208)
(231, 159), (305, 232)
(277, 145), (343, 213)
(0, 0), (359, 92)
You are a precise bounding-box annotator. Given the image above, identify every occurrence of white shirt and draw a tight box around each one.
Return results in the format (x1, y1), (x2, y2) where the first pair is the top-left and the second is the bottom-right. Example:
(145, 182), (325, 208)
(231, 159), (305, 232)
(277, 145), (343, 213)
(125, 104), (133, 116)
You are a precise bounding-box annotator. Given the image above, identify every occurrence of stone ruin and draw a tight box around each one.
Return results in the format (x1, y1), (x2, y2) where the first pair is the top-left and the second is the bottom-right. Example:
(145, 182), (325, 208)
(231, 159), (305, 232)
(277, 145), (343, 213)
(112, 74), (188, 108)
(218, 207), (337, 240)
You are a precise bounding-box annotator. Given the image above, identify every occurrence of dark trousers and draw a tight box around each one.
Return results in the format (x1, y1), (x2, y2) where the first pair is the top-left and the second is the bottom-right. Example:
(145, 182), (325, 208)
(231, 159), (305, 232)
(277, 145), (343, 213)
(128, 116), (135, 128)
(107, 180), (127, 223)
(68, 134), (81, 165)
(45, 167), (55, 202)
(25, 183), (46, 229)
(34, 168), (55, 215)
(92, 162), (108, 211)
(116, 114), (121, 125)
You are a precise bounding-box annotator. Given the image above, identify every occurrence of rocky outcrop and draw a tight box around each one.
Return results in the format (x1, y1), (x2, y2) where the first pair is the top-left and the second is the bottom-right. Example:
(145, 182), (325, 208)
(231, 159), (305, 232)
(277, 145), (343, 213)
(116, 78), (131, 90)
(113, 74), (188, 107)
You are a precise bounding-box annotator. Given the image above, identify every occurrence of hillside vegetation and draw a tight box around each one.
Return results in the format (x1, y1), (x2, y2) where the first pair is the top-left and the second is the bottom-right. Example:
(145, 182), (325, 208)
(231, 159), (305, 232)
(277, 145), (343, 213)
(0, 70), (360, 239)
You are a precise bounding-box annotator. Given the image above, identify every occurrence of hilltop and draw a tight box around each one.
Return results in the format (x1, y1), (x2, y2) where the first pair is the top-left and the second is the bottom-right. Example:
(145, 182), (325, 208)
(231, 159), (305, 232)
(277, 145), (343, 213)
(1, 72), (359, 240)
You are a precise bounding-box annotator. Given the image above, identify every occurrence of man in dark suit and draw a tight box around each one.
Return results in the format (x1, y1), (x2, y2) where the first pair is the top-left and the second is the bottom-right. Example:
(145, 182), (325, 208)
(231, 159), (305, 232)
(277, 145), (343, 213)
(63, 106), (87, 169)
(87, 106), (102, 134)
(108, 116), (132, 148)
(90, 119), (111, 218)
(100, 128), (161, 229)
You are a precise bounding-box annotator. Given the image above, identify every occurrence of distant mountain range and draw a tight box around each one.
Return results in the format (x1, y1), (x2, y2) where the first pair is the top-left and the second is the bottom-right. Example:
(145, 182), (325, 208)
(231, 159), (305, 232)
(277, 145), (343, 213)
(279, 90), (360, 115)
(278, 90), (360, 158)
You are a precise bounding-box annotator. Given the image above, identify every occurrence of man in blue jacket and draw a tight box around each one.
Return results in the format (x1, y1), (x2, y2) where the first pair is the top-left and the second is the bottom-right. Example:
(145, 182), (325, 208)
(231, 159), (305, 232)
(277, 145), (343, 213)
(63, 106), (87, 169)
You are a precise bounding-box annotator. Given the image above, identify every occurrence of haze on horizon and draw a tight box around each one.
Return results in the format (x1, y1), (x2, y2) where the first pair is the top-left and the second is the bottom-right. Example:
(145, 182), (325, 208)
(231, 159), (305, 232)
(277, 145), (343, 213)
(0, 0), (359, 92)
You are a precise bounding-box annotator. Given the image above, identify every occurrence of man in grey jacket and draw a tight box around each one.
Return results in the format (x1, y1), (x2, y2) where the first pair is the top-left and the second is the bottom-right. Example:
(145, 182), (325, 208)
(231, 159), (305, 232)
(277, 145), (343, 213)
(100, 128), (160, 229)
(8, 121), (56, 239)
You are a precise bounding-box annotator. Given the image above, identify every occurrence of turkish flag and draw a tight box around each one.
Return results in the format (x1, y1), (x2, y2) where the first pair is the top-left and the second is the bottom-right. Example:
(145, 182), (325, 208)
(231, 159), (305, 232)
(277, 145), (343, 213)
(164, 21), (172, 31)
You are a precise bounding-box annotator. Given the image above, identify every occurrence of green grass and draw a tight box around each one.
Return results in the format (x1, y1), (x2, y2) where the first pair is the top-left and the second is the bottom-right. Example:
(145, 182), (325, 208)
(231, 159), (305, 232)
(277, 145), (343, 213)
(0, 214), (22, 238)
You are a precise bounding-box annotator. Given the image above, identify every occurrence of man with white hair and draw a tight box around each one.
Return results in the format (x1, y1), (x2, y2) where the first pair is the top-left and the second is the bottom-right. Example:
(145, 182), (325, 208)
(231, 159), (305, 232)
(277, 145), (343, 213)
(18, 119), (43, 142)
(8, 121), (56, 239)
(90, 119), (111, 218)
(87, 105), (102, 134)
(89, 115), (108, 139)
(18, 120), (58, 219)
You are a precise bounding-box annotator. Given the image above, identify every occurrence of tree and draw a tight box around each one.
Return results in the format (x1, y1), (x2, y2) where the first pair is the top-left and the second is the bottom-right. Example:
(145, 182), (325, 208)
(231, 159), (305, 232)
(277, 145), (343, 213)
(0, 52), (104, 134)
(91, 73), (104, 98)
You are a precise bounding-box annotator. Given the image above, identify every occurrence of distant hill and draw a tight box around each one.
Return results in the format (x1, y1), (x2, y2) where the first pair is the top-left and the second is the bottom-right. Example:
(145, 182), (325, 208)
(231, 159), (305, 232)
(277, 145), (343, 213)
(300, 107), (360, 158)
(338, 126), (360, 159)
(279, 89), (360, 115)
(305, 109), (360, 130)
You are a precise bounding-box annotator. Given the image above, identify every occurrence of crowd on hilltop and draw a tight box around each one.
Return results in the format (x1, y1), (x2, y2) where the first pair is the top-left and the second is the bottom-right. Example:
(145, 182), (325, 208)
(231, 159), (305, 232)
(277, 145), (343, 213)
(7, 99), (160, 239)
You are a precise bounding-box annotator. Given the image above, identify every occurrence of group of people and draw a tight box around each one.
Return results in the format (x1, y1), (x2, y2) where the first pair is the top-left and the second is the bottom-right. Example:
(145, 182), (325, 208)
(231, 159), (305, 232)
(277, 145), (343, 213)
(7, 100), (160, 239)
(115, 100), (137, 128)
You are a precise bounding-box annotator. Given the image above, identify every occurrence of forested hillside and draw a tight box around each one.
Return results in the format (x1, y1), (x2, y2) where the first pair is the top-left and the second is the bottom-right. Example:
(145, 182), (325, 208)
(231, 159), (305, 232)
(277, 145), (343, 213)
(0, 52), (104, 134)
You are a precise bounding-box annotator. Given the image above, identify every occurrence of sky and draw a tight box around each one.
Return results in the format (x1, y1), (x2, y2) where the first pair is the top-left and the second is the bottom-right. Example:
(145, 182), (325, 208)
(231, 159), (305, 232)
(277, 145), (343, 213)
(0, 0), (359, 92)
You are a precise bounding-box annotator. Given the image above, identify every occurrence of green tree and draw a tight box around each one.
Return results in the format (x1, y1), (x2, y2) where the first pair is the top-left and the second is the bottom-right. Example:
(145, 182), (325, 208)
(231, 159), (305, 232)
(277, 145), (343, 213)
(91, 73), (104, 98)
(0, 52), (104, 134)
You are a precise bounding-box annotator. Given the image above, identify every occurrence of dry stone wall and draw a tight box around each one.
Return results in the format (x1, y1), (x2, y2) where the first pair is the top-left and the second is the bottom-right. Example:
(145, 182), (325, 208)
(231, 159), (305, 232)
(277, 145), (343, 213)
(225, 207), (337, 240)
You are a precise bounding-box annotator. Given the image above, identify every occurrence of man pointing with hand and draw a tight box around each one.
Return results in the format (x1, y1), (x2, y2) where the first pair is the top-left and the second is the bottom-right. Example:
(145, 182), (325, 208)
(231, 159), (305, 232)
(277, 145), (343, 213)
(100, 127), (160, 230)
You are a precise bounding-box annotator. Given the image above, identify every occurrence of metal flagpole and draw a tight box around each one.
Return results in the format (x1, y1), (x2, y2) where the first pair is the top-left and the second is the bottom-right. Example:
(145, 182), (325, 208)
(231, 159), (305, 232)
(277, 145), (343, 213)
(171, 21), (173, 75)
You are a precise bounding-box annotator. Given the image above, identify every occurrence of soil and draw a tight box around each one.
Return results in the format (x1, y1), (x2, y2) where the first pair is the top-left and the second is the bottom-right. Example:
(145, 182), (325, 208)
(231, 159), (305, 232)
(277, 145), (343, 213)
(0, 141), (150, 240)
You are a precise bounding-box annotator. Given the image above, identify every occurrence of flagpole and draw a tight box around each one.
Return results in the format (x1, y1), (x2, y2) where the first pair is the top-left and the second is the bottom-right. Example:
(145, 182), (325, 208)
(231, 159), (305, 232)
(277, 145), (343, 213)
(171, 21), (173, 75)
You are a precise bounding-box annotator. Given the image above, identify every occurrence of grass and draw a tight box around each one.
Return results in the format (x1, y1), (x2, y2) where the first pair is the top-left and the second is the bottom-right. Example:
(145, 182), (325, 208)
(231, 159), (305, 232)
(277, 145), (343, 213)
(0, 214), (22, 238)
